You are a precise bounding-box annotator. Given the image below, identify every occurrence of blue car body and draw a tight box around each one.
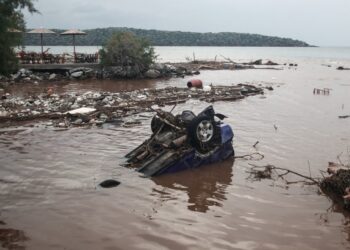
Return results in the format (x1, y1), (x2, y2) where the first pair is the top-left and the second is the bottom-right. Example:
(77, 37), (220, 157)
(155, 125), (234, 175)
(137, 124), (234, 177)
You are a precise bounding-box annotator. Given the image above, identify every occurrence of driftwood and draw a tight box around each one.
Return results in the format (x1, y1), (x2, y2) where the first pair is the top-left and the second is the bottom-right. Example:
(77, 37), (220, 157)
(236, 148), (350, 211)
(220, 55), (236, 64)
(247, 163), (320, 185)
(253, 141), (259, 148)
(234, 152), (264, 161)
(0, 85), (264, 128)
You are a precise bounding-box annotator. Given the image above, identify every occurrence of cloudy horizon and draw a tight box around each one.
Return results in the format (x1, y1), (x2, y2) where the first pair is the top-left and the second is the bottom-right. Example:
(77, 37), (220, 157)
(24, 0), (350, 47)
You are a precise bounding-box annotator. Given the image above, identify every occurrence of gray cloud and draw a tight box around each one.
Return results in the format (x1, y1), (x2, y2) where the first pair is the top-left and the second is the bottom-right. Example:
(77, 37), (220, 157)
(24, 0), (350, 46)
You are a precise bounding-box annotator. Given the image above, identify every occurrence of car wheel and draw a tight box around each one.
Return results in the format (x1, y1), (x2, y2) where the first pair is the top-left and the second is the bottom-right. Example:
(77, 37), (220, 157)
(188, 115), (220, 152)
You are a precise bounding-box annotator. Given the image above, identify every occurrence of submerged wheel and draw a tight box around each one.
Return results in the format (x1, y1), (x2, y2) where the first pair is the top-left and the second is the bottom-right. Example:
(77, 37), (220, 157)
(196, 119), (214, 142)
(188, 115), (220, 153)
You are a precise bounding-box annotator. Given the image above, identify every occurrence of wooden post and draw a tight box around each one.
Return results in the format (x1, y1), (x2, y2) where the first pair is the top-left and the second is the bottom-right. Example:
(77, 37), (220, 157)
(73, 34), (76, 63)
(40, 33), (43, 63)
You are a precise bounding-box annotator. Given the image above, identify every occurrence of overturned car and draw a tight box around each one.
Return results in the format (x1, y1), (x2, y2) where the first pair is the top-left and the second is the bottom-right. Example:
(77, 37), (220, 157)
(124, 106), (234, 177)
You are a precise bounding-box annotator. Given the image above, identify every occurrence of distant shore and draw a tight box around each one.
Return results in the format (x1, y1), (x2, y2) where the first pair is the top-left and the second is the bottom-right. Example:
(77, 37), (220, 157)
(24, 27), (310, 47)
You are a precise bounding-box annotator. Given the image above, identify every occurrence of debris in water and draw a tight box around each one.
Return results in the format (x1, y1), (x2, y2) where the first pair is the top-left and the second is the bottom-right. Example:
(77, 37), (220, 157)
(337, 66), (350, 70)
(313, 88), (331, 95)
(0, 84), (268, 128)
(321, 161), (350, 209)
(248, 165), (273, 180)
(187, 79), (203, 88)
(124, 105), (234, 177)
(99, 179), (121, 188)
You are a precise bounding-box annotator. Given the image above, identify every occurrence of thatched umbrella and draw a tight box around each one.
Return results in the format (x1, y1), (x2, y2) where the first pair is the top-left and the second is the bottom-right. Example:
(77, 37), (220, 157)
(27, 28), (56, 56)
(60, 29), (87, 62)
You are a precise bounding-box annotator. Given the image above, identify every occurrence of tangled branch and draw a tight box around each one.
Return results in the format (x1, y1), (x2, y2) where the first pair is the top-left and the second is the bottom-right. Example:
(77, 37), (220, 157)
(234, 152), (265, 161)
(247, 163), (320, 185)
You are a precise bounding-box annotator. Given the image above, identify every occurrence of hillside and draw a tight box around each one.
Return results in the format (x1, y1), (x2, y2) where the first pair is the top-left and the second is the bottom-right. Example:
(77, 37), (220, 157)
(23, 27), (310, 47)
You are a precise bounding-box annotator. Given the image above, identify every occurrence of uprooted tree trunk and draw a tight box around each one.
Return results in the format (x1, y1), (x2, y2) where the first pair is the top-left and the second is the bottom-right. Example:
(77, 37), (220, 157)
(245, 160), (350, 210)
(320, 162), (350, 209)
(246, 163), (320, 185)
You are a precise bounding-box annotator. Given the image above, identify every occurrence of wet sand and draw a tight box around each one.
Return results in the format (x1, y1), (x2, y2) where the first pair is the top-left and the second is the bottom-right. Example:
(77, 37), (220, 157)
(1, 61), (350, 249)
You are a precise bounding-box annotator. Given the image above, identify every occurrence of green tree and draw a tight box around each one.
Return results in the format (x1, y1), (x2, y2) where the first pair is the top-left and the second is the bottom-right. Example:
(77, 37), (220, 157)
(0, 0), (37, 75)
(99, 32), (156, 74)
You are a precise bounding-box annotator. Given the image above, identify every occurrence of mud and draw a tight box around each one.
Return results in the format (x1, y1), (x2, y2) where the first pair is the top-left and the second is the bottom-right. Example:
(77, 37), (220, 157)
(0, 225), (28, 250)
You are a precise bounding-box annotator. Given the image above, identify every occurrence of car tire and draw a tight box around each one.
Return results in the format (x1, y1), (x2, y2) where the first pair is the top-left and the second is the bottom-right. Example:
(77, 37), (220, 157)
(188, 115), (220, 152)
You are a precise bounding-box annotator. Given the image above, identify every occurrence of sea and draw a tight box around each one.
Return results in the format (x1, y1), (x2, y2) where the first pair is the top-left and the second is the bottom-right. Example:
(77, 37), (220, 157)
(1, 46), (350, 250)
(24, 45), (350, 62)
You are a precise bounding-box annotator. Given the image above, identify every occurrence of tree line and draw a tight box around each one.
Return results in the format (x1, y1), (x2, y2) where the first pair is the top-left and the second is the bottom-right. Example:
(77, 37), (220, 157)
(23, 27), (310, 47)
(0, 0), (37, 75)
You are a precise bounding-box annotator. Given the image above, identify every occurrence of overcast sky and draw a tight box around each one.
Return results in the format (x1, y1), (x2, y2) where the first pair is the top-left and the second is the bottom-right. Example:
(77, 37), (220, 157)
(24, 0), (350, 46)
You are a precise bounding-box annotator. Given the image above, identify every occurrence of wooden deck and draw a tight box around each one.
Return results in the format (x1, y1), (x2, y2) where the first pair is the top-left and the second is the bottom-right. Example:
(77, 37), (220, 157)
(20, 63), (100, 71)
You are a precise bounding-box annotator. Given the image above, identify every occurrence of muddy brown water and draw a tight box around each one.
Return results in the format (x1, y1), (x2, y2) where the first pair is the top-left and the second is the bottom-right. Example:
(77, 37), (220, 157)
(1, 62), (350, 249)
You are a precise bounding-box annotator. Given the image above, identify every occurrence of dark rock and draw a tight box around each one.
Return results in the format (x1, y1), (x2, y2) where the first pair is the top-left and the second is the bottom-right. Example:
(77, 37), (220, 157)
(99, 179), (121, 188)
(107, 66), (125, 78)
(69, 67), (92, 74)
(12, 72), (22, 82)
(49, 73), (56, 81)
(150, 63), (165, 72)
(337, 66), (350, 70)
(265, 60), (279, 66)
(71, 71), (84, 78)
(19, 68), (31, 76)
(71, 118), (83, 125)
(250, 59), (262, 65)
(321, 169), (350, 210)
(234, 64), (254, 69)
(164, 64), (176, 72)
(125, 65), (141, 78)
(96, 70), (104, 79)
(145, 69), (161, 78)
(30, 74), (43, 81)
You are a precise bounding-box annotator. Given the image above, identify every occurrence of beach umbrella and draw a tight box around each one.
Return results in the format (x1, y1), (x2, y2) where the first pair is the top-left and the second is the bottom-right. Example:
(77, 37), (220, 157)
(27, 28), (56, 55)
(60, 29), (87, 62)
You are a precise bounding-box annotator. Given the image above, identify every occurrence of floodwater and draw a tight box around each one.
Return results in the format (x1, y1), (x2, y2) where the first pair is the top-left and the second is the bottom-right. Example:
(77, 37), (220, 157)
(1, 49), (350, 249)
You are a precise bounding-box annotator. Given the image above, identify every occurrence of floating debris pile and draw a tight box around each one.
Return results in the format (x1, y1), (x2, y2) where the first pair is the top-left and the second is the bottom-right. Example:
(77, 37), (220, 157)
(0, 84), (270, 128)
(171, 59), (285, 72)
(321, 162), (350, 209)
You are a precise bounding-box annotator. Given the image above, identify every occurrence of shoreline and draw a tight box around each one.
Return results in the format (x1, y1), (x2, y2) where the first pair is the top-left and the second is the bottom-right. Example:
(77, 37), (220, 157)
(0, 59), (287, 87)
